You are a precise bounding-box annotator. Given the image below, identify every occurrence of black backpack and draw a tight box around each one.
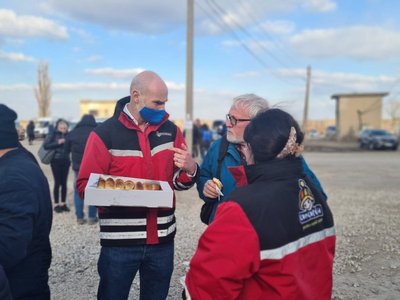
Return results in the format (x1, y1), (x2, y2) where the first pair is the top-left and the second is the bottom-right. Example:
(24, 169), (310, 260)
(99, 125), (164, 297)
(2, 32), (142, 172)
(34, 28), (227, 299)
(200, 135), (230, 225)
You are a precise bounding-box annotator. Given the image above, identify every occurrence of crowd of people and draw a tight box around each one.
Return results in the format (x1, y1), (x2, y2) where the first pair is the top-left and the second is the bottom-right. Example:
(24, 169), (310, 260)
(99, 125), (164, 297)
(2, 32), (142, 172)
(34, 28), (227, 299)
(189, 118), (215, 159)
(0, 70), (335, 300)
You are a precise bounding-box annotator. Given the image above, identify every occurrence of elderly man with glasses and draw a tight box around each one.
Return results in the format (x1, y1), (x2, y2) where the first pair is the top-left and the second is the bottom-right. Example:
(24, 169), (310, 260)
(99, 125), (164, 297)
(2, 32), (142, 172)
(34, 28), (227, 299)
(197, 93), (327, 224)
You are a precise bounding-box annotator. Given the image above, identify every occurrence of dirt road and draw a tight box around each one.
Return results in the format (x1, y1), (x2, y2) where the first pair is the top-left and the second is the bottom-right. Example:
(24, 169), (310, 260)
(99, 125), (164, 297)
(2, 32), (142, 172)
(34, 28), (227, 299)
(24, 139), (400, 299)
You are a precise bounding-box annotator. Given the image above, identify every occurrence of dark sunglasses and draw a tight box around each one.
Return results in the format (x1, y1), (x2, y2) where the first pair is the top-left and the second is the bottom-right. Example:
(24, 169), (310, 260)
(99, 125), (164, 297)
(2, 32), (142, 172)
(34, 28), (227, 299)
(226, 114), (251, 127)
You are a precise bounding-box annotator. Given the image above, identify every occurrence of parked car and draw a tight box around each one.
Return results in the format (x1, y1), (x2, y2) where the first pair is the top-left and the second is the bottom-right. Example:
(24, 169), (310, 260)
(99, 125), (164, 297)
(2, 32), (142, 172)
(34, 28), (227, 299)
(15, 121), (25, 140)
(34, 117), (54, 138)
(308, 129), (320, 139)
(325, 125), (336, 139)
(358, 129), (399, 150)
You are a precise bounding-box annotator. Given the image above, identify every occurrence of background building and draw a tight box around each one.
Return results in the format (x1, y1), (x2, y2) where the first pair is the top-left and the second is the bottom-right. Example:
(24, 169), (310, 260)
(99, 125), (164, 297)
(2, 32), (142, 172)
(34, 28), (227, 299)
(331, 92), (388, 140)
(80, 100), (117, 119)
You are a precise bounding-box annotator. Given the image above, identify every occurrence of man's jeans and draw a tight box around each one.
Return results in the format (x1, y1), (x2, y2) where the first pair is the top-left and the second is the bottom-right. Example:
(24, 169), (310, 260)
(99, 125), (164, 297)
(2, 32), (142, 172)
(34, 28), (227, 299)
(74, 170), (96, 220)
(97, 241), (174, 300)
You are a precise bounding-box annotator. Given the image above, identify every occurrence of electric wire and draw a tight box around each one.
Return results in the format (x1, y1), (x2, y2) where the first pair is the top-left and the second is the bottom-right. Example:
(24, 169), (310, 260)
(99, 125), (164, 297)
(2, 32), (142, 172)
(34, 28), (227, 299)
(196, 0), (303, 85)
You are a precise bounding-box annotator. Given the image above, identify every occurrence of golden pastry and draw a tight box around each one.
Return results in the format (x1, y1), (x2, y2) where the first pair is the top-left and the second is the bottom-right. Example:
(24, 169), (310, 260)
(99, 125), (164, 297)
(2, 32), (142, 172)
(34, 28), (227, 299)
(124, 180), (135, 190)
(115, 178), (124, 189)
(143, 183), (152, 190)
(135, 181), (143, 190)
(97, 177), (106, 189)
(151, 183), (161, 190)
(212, 177), (223, 190)
(105, 178), (115, 189)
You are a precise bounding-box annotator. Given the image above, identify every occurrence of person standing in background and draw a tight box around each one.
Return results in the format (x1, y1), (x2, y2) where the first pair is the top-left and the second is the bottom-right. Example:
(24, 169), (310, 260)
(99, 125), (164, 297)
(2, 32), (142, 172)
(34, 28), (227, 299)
(0, 104), (52, 300)
(65, 114), (98, 225)
(26, 120), (35, 145)
(192, 118), (201, 158)
(44, 118), (71, 213)
(200, 123), (212, 159)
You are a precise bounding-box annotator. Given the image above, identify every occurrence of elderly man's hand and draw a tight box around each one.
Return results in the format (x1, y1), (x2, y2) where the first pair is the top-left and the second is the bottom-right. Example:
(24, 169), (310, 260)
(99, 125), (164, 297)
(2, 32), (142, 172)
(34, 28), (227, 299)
(171, 144), (197, 175)
(203, 179), (220, 199)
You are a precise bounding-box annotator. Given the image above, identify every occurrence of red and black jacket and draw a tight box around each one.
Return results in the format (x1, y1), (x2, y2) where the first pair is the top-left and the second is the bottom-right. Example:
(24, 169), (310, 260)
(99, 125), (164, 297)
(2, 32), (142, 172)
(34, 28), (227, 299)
(77, 96), (198, 246)
(186, 158), (335, 300)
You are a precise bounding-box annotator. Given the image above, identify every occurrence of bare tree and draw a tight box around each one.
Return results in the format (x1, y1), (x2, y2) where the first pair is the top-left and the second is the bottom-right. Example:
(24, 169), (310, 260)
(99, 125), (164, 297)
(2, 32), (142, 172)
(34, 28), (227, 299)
(34, 61), (52, 117)
(385, 99), (400, 132)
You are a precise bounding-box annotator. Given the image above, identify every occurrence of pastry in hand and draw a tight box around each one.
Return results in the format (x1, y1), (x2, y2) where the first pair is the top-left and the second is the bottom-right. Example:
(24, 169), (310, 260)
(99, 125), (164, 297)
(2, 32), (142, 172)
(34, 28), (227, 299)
(105, 178), (115, 189)
(212, 177), (223, 190)
(124, 180), (135, 190)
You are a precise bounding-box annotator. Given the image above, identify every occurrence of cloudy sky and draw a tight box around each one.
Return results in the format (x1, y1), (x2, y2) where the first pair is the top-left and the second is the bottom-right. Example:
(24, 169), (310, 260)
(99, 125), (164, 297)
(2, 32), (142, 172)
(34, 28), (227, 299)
(1, 0), (400, 122)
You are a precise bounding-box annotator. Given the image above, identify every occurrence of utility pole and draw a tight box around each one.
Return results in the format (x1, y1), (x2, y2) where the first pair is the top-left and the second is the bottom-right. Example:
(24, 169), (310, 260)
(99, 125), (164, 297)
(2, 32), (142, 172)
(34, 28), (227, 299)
(302, 65), (311, 134)
(185, 0), (194, 152)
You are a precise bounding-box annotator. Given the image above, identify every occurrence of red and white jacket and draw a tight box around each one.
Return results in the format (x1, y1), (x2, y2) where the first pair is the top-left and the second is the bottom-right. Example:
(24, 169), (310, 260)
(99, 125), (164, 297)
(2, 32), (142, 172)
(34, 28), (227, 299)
(77, 97), (197, 246)
(185, 158), (335, 300)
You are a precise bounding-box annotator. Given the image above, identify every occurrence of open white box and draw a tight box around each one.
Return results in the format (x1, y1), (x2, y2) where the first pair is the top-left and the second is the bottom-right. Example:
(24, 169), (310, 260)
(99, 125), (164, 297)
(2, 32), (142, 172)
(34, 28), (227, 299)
(84, 173), (173, 208)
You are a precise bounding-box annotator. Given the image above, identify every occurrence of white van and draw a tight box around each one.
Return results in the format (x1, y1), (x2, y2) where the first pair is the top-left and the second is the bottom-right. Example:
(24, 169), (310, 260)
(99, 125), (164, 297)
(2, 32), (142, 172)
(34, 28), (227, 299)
(34, 117), (54, 138)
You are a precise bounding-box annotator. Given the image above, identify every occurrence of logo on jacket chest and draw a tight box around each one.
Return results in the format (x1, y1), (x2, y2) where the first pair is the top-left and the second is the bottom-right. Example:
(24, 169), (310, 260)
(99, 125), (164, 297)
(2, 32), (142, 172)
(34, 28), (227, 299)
(156, 131), (172, 137)
(297, 179), (323, 226)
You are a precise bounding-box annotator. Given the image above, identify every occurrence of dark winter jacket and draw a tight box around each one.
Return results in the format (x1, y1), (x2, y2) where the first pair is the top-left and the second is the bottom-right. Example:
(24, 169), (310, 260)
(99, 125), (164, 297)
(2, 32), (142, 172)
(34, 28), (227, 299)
(0, 148), (53, 300)
(0, 264), (12, 300)
(65, 115), (97, 171)
(43, 130), (69, 161)
(187, 158), (335, 299)
(26, 121), (35, 138)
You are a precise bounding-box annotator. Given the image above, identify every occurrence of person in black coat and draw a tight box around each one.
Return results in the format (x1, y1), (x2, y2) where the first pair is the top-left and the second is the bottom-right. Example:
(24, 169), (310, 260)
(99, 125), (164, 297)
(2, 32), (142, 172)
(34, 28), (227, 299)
(0, 264), (12, 300)
(44, 118), (71, 213)
(26, 120), (35, 145)
(65, 114), (98, 224)
(0, 104), (52, 300)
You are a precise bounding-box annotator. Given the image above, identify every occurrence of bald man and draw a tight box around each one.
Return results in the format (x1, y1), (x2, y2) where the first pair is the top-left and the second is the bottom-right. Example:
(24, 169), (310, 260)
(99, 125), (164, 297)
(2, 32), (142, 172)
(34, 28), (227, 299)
(77, 70), (198, 300)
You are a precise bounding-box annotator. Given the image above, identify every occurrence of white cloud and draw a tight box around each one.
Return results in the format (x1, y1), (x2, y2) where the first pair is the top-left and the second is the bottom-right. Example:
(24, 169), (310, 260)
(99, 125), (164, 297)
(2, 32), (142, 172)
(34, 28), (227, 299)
(86, 55), (102, 63)
(85, 68), (145, 79)
(301, 0), (336, 12)
(0, 9), (68, 40)
(0, 83), (33, 91)
(256, 20), (295, 35)
(290, 26), (400, 60)
(234, 71), (261, 78)
(276, 68), (396, 93)
(54, 82), (127, 91)
(0, 50), (35, 62)
(45, 0), (184, 34)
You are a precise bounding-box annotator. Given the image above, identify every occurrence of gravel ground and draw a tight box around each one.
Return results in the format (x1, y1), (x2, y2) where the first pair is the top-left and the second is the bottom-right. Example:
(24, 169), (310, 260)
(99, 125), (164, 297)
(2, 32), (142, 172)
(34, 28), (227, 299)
(23, 140), (400, 299)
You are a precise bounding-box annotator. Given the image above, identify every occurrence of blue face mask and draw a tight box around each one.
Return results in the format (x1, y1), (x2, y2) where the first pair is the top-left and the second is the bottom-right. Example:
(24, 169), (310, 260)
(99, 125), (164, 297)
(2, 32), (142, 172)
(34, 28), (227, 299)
(139, 107), (166, 124)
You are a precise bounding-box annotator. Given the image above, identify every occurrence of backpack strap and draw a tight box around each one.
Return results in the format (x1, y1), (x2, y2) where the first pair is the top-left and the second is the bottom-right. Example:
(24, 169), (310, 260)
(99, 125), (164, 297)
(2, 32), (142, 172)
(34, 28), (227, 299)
(216, 134), (230, 178)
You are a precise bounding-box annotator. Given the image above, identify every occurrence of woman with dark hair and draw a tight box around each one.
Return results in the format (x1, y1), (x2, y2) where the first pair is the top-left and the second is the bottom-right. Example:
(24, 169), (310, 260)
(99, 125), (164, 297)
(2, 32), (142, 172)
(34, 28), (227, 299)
(44, 118), (71, 213)
(184, 108), (336, 300)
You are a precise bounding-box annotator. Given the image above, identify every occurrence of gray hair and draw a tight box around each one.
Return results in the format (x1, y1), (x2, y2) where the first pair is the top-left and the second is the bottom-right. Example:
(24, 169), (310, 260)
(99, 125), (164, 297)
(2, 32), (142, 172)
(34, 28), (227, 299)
(231, 94), (269, 118)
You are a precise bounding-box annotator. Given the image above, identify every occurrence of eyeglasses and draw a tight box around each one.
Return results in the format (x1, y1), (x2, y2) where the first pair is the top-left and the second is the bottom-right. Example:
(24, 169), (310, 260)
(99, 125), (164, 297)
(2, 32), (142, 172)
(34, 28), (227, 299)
(226, 114), (251, 127)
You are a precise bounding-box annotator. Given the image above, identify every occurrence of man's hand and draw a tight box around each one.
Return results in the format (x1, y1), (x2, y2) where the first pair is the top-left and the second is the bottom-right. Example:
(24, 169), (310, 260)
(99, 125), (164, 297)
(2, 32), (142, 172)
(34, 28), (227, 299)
(171, 144), (197, 175)
(203, 179), (220, 199)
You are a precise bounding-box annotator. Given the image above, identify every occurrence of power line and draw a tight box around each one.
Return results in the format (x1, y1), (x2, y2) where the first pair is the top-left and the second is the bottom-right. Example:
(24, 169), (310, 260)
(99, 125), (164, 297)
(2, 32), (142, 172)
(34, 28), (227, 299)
(236, 0), (300, 67)
(208, 0), (293, 70)
(196, 0), (301, 85)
